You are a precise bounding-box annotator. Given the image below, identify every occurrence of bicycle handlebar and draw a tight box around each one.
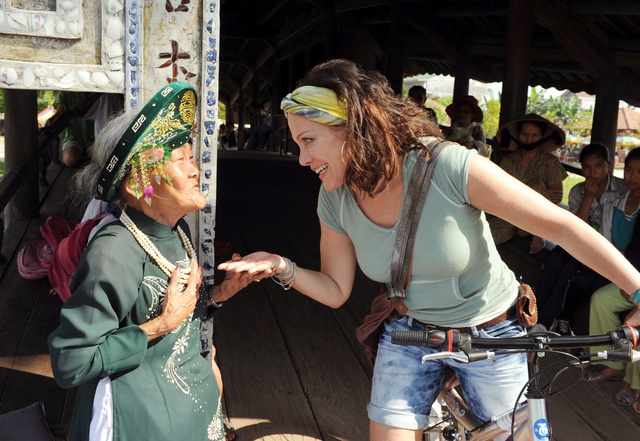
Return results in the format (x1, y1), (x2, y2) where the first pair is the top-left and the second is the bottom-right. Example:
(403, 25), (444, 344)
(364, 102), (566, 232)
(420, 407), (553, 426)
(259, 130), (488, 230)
(391, 325), (640, 363)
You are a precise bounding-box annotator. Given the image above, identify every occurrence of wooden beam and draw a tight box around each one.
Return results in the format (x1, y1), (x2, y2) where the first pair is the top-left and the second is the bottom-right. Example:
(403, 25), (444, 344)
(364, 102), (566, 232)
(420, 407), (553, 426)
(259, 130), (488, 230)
(591, 70), (621, 167)
(3, 89), (39, 222)
(568, 0), (640, 16)
(334, 0), (386, 13)
(499, 0), (534, 128)
(406, 17), (460, 64)
(434, 3), (508, 17)
(384, 0), (406, 93)
(535, 0), (612, 80)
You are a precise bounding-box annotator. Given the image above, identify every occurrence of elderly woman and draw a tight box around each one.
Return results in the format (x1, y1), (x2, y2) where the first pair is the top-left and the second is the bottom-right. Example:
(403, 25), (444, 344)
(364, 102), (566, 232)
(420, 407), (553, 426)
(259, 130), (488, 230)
(490, 113), (568, 253)
(218, 59), (640, 441)
(48, 83), (254, 441)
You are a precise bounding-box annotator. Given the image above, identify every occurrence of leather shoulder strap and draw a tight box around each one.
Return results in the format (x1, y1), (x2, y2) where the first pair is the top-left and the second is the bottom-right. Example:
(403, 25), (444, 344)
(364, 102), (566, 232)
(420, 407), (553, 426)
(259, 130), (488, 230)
(387, 140), (452, 299)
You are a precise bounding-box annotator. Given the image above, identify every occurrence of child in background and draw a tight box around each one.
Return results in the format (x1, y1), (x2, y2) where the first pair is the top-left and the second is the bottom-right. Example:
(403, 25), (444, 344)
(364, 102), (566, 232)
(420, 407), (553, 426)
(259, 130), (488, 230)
(534, 144), (627, 334)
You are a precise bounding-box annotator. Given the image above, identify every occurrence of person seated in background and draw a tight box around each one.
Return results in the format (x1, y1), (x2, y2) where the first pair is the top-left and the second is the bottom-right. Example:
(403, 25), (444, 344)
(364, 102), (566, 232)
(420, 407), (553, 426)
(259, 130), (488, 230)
(408, 86), (439, 126)
(533, 143), (628, 333)
(246, 100), (272, 151)
(54, 90), (95, 168)
(585, 148), (640, 408)
(407, 85), (427, 107)
(489, 114), (567, 254)
(442, 95), (489, 157)
(424, 107), (439, 126)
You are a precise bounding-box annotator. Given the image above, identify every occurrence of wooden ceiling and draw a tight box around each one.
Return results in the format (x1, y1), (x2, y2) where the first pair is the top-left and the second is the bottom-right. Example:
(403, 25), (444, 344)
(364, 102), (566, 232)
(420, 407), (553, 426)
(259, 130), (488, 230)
(218, 0), (640, 111)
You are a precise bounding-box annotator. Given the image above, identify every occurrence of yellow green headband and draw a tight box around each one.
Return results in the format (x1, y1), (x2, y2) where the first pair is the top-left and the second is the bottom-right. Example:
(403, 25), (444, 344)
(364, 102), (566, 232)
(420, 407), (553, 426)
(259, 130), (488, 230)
(280, 85), (347, 126)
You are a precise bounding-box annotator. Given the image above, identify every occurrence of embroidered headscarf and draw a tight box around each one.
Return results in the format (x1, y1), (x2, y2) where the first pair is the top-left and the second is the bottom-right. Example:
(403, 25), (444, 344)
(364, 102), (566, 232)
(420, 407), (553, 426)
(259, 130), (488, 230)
(96, 82), (197, 203)
(280, 85), (347, 126)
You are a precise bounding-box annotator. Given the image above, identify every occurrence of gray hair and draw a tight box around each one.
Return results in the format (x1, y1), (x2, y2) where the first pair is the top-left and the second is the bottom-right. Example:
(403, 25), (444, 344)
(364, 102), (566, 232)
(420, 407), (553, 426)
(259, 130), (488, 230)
(71, 108), (138, 208)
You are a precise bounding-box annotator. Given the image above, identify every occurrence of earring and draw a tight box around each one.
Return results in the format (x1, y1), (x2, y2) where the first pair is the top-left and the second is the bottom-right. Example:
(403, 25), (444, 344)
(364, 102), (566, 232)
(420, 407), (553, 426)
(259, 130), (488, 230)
(340, 141), (347, 166)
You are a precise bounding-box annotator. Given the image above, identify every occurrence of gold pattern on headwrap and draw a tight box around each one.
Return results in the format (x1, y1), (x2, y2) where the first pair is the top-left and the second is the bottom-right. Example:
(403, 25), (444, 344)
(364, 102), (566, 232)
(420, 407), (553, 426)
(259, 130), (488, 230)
(180, 90), (196, 125)
(116, 90), (196, 205)
(281, 85), (347, 126)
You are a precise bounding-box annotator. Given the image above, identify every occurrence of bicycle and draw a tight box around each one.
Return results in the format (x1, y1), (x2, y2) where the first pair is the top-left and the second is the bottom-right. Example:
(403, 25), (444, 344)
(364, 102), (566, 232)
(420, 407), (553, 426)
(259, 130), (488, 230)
(391, 325), (640, 441)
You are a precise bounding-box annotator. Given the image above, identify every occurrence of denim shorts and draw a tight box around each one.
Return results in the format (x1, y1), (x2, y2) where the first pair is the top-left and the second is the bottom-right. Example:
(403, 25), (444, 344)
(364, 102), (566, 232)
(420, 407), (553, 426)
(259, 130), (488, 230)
(368, 313), (528, 430)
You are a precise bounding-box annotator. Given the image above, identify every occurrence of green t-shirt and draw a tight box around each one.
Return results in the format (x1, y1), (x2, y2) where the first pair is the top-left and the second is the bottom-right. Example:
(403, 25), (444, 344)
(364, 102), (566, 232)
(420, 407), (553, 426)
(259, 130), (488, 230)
(53, 91), (94, 147)
(318, 144), (518, 327)
(48, 208), (224, 441)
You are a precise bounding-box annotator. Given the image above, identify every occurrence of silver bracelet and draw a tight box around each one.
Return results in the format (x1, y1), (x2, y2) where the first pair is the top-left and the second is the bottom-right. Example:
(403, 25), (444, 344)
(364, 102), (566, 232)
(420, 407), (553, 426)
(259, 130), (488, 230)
(271, 257), (297, 290)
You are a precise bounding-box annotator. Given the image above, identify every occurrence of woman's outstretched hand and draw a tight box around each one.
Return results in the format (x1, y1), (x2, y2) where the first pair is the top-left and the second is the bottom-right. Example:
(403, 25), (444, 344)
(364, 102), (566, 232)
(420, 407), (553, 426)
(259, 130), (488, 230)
(217, 251), (282, 278)
(212, 253), (273, 303)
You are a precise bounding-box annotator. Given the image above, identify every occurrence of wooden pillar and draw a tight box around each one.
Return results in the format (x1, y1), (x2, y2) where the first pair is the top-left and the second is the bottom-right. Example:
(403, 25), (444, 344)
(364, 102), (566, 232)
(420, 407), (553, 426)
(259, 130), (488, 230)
(452, 49), (470, 102)
(237, 90), (246, 149)
(499, 0), (534, 128)
(385, 0), (405, 94)
(591, 70), (620, 169)
(4, 89), (39, 222)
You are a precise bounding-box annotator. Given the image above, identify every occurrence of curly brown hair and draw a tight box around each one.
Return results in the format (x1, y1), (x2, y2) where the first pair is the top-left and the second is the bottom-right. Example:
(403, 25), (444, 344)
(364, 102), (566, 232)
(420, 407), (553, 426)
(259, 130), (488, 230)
(296, 59), (443, 198)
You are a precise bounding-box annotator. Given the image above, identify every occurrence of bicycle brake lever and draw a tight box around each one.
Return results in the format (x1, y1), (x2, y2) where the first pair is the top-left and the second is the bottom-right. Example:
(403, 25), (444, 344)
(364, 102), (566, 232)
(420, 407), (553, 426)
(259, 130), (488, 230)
(422, 351), (471, 363)
(597, 348), (640, 363)
(421, 351), (496, 363)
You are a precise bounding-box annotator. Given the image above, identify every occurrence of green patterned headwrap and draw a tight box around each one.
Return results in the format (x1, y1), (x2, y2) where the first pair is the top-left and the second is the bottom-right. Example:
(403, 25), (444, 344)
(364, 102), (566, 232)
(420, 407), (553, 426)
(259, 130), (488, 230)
(96, 82), (197, 202)
(280, 85), (347, 126)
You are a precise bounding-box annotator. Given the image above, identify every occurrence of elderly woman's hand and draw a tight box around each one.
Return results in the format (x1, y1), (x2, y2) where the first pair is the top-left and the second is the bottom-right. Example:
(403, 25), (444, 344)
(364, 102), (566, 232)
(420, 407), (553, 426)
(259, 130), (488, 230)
(160, 259), (202, 328)
(211, 253), (274, 304)
(141, 260), (201, 341)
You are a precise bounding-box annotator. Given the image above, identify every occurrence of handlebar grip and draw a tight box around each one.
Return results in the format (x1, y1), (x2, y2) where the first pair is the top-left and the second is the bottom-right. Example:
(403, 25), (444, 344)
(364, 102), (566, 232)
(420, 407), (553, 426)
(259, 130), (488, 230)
(391, 329), (451, 349)
(617, 325), (640, 348)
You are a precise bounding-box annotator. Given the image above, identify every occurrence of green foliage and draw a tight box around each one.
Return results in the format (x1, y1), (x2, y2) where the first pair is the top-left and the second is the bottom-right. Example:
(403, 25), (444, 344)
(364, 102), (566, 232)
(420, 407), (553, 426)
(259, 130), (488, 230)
(37, 90), (56, 111)
(430, 96), (452, 126)
(0, 89), (57, 113)
(481, 99), (501, 138)
(218, 102), (226, 121)
(0, 161), (4, 180)
(526, 88), (592, 134)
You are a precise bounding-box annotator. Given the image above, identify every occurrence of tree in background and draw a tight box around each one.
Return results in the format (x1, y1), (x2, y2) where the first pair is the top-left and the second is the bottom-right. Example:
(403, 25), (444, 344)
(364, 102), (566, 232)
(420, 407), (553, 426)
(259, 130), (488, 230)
(0, 89), (56, 114)
(526, 88), (591, 135)
(481, 99), (501, 137)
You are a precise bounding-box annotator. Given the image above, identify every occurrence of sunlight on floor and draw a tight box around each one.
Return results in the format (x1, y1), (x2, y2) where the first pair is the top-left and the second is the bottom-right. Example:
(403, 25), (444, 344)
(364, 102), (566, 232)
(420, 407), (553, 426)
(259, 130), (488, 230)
(0, 354), (54, 378)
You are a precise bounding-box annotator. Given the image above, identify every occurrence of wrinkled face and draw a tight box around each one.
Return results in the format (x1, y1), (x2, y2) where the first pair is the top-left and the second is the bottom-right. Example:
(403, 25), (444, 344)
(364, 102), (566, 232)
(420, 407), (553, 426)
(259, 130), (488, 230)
(455, 103), (475, 126)
(581, 155), (609, 182)
(624, 158), (640, 192)
(154, 142), (206, 214)
(518, 122), (543, 145)
(287, 112), (347, 191)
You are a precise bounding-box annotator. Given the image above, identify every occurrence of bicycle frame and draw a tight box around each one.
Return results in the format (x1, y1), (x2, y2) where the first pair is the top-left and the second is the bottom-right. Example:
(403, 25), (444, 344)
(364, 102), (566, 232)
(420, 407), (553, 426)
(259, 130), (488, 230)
(430, 367), (537, 441)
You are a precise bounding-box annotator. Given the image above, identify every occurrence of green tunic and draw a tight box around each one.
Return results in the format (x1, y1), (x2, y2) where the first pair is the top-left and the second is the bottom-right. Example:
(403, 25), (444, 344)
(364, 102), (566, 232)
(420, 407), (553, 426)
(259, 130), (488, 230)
(48, 208), (224, 441)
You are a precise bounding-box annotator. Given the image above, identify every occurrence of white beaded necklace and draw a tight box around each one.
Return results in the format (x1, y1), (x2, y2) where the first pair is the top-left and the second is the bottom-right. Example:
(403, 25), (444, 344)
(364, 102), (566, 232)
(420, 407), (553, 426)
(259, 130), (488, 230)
(120, 209), (197, 285)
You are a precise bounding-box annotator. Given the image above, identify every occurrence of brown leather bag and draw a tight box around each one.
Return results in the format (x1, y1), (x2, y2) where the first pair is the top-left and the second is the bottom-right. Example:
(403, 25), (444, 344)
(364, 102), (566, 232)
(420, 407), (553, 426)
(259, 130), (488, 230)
(355, 287), (394, 365)
(516, 284), (538, 327)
